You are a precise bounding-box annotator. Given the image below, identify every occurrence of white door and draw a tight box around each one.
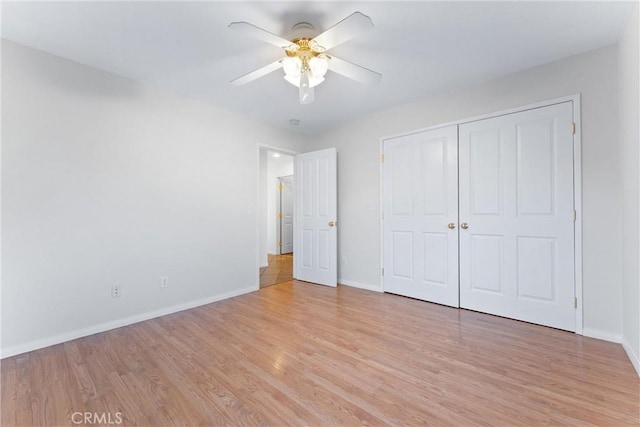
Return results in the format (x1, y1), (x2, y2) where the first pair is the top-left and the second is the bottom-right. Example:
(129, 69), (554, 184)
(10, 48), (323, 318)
(294, 148), (338, 287)
(279, 175), (294, 254)
(382, 125), (460, 307)
(459, 102), (575, 331)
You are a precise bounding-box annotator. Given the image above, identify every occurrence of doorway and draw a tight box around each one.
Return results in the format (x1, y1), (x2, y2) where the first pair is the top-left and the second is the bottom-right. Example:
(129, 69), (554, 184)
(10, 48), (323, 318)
(278, 175), (294, 254)
(259, 149), (294, 288)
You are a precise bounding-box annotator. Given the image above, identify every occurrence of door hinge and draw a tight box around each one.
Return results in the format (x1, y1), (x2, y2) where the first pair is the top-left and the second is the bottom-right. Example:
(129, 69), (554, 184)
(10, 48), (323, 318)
(573, 210), (577, 222)
(278, 184), (283, 191)
(278, 241), (282, 247)
(381, 211), (384, 220)
(381, 267), (384, 276)
(572, 122), (576, 135)
(278, 212), (283, 219)
(574, 297), (578, 309)
(380, 154), (385, 163)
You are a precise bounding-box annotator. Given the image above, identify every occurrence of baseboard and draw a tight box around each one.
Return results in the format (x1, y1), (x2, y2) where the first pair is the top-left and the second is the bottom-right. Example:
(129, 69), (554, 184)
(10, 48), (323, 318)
(338, 279), (382, 292)
(1, 286), (256, 359)
(582, 327), (622, 343)
(622, 338), (640, 377)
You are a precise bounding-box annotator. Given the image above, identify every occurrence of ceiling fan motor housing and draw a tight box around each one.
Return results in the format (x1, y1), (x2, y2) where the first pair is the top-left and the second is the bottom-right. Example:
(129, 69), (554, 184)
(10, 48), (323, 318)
(290, 22), (315, 40)
(286, 22), (327, 67)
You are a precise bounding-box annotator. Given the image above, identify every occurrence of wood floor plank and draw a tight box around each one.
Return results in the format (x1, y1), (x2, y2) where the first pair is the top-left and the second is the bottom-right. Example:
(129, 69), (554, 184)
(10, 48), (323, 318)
(168, 310), (339, 425)
(141, 318), (273, 426)
(2, 280), (639, 426)
(0, 358), (34, 427)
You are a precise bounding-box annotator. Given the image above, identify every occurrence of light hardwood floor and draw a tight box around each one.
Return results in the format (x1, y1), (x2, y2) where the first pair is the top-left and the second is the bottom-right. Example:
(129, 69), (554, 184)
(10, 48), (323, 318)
(2, 281), (639, 426)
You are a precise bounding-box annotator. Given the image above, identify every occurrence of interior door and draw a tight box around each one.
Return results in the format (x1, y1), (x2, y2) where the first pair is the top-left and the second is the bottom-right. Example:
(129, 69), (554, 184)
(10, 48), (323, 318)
(294, 148), (337, 287)
(458, 102), (575, 331)
(382, 125), (459, 307)
(279, 175), (294, 254)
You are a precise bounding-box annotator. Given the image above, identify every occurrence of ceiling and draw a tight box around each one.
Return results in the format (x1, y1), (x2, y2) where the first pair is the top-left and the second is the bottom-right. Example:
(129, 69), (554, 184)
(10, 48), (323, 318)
(1, 1), (632, 135)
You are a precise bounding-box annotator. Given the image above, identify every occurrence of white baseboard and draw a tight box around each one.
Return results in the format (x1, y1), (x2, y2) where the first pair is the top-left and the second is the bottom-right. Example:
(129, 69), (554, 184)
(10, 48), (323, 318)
(338, 279), (382, 293)
(582, 329), (640, 376)
(582, 327), (622, 343)
(622, 338), (640, 377)
(1, 286), (256, 359)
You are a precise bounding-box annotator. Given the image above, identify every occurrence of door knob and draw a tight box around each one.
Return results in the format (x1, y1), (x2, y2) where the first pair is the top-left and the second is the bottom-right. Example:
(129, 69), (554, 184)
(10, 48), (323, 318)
(460, 222), (469, 230)
(328, 221), (337, 227)
(448, 222), (456, 230)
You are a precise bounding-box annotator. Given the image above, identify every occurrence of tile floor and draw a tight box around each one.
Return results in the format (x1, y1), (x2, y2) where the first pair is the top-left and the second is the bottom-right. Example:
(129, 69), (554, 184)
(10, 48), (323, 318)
(259, 253), (293, 288)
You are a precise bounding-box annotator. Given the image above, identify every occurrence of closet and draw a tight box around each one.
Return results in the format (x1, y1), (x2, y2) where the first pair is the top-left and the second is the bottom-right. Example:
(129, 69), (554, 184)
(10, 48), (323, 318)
(382, 101), (577, 331)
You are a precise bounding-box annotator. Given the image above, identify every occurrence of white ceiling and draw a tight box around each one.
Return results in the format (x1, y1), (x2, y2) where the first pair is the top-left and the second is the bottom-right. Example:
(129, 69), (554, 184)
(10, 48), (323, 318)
(1, 1), (632, 134)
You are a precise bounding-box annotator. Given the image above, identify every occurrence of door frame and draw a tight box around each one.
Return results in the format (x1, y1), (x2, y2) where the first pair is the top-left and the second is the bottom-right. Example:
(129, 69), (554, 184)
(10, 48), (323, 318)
(379, 94), (583, 334)
(256, 144), (298, 290)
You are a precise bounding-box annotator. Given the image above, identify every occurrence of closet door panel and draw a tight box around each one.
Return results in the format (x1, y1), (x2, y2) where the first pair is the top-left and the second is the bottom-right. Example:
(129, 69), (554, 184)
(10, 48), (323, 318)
(383, 126), (459, 307)
(459, 102), (575, 331)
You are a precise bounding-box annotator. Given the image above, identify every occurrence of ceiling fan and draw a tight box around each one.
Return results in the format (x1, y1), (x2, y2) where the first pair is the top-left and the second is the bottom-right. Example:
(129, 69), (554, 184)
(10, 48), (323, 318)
(229, 12), (382, 105)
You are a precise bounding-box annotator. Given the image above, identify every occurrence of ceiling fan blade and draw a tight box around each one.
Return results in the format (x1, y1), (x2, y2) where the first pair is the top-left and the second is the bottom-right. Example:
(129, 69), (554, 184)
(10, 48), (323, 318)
(310, 12), (373, 51)
(328, 56), (381, 85)
(229, 22), (296, 50)
(230, 60), (283, 86)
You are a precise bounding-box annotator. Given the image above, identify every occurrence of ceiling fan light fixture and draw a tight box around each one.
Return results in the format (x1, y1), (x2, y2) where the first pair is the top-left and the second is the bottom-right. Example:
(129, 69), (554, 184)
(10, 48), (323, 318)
(299, 87), (314, 104)
(309, 54), (330, 78)
(284, 73), (324, 88)
(282, 56), (302, 78)
(299, 70), (314, 105)
(282, 41), (329, 99)
(300, 70), (310, 89)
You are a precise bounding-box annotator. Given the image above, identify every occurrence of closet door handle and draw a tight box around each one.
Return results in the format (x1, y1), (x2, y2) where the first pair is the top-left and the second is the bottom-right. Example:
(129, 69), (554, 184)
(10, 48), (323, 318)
(460, 222), (469, 230)
(448, 222), (456, 230)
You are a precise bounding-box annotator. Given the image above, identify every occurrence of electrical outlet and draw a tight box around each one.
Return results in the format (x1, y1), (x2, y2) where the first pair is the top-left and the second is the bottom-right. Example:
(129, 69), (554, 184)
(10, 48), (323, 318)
(112, 285), (121, 298)
(161, 276), (169, 288)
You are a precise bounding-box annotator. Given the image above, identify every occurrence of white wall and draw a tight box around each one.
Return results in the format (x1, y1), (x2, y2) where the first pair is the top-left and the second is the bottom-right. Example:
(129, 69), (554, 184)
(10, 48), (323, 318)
(266, 153), (294, 254)
(618, 3), (640, 375)
(1, 40), (302, 357)
(310, 45), (622, 338)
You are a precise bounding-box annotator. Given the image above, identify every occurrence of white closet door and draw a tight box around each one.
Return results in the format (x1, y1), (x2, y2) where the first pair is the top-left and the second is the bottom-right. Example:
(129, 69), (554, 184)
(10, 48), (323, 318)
(383, 125), (459, 307)
(459, 102), (575, 331)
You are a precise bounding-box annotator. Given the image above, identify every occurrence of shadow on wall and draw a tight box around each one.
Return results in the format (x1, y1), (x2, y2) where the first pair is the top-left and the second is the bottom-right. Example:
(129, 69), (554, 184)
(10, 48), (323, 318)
(4, 40), (143, 99)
